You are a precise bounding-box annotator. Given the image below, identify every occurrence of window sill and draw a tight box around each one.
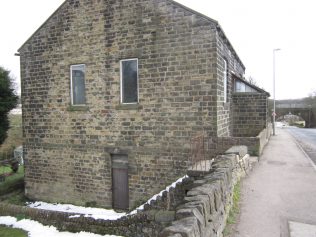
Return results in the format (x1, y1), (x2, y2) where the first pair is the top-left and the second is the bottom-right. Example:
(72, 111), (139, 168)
(115, 104), (143, 110)
(67, 105), (89, 112)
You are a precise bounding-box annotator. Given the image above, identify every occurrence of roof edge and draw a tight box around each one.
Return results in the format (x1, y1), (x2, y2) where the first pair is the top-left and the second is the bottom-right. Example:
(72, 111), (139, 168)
(18, 0), (246, 72)
(232, 72), (270, 96)
(216, 24), (245, 70)
(166, 0), (219, 25)
(168, 0), (245, 70)
(17, 0), (67, 52)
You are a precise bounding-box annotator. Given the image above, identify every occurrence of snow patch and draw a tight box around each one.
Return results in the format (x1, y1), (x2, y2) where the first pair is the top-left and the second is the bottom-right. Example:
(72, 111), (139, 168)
(26, 175), (189, 219)
(0, 216), (122, 237)
(27, 202), (126, 220)
(69, 215), (81, 218)
(9, 108), (22, 115)
(10, 104), (22, 115)
(276, 122), (288, 128)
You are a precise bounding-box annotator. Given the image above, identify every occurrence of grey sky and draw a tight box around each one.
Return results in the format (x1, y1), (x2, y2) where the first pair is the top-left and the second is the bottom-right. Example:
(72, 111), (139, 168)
(1, 0), (315, 99)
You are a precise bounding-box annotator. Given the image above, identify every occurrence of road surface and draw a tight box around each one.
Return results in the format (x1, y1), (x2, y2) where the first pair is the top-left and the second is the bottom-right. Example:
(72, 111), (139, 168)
(287, 127), (316, 166)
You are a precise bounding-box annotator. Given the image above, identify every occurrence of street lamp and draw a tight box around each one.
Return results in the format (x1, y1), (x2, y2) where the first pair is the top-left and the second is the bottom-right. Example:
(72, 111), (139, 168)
(273, 48), (281, 136)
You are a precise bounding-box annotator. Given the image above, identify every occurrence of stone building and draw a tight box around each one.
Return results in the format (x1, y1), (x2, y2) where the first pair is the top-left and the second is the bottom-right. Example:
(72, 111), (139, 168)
(18, 0), (269, 209)
(232, 76), (270, 137)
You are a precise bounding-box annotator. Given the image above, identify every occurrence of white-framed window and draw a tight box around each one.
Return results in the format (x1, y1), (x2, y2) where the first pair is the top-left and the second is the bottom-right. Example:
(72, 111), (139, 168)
(235, 80), (245, 92)
(223, 59), (228, 103)
(70, 64), (86, 105)
(120, 58), (138, 104)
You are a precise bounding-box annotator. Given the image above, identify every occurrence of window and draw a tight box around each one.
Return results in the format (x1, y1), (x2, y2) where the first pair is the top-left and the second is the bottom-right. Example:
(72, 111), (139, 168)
(235, 80), (245, 92)
(234, 79), (257, 93)
(120, 59), (138, 104)
(223, 59), (228, 103)
(70, 64), (86, 105)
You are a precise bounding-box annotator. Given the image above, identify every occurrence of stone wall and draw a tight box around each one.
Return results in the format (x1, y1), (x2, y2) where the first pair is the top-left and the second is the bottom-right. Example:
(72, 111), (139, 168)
(257, 123), (272, 155)
(0, 147), (256, 237)
(216, 31), (245, 138)
(0, 203), (162, 237)
(232, 92), (269, 137)
(0, 175), (194, 237)
(208, 136), (259, 157)
(19, 0), (245, 209)
(206, 125), (272, 157)
(160, 152), (255, 237)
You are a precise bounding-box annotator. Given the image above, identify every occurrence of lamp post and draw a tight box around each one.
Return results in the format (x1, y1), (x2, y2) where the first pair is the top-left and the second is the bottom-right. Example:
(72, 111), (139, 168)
(273, 48), (281, 136)
(309, 105), (312, 128)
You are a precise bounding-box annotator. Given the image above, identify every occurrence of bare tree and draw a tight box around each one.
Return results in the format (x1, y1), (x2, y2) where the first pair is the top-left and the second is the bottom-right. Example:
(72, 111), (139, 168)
(246, 76), (258, 87)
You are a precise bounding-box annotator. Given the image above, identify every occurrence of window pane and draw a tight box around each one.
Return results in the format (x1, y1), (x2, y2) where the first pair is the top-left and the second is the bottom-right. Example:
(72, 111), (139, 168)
(71, 65), (86, 105)
(122, 60), (138, 103)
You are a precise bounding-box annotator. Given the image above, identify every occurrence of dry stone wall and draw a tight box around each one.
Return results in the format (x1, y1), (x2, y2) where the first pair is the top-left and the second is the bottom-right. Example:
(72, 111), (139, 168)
(160, 151), (255, 237)
(0, 146), (256, 237)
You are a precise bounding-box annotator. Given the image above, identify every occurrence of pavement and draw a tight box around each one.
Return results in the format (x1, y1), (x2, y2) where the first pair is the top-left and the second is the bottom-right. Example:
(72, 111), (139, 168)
(234, 128), (316, 237)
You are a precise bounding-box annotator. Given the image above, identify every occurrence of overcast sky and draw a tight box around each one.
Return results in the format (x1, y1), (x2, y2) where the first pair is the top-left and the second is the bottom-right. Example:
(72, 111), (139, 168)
(0, 0), (315, 99)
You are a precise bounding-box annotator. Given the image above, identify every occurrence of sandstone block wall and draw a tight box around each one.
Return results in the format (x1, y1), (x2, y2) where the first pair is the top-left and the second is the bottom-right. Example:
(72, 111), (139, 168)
(19, 0), (244, 208)
(232, 92), (268, 137)
(160, 153), (255, 237)
(208, 136), (259, 157)
(257, 124), (272, 154)
(216, 32), (245, 138)
(0, 147), (256, 237)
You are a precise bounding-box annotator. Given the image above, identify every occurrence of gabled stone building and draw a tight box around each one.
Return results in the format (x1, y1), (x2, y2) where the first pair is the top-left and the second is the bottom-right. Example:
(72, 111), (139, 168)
(18, 0), (268, 209)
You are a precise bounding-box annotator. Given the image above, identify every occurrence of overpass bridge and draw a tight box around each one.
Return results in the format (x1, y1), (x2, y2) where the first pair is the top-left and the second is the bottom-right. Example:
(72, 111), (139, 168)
(275, 103), (315, 128)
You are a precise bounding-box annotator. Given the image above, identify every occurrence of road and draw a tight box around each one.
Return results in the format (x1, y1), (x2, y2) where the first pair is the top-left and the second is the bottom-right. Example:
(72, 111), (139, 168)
(287, 127), (316, 166)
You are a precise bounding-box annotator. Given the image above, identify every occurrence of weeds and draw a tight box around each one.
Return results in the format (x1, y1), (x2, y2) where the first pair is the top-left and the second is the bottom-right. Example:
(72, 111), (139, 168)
(15, 214), (29, 221)
(0, 166), (24, 195)
(1, 189), (30, 206)
(223, 181), (241, 236)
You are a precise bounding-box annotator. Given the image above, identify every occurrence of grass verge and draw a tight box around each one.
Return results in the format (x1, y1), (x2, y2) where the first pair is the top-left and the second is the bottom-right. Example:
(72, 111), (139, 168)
(0, 166), (24, 195)
(0, 225), (28, 237)
(0, 189), (29, 206)
(0, 114), (23, 153)
(223, 181), (241, 236)
(0, 166), (13, 175)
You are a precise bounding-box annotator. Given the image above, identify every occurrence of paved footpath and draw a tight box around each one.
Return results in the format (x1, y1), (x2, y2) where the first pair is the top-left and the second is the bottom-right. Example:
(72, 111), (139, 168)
(234, 128), (316, 237)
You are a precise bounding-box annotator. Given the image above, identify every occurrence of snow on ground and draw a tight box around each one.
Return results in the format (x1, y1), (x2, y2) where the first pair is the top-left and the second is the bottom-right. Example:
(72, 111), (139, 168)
(9, 108), (22, 115)
(27, 202), (126, 220)
(0, 176), (188, 236)
(0, 216), (122, 237)
(27, 175), (189, 219)
(10, 104), (22, 115)
(276, 121), (289, 128)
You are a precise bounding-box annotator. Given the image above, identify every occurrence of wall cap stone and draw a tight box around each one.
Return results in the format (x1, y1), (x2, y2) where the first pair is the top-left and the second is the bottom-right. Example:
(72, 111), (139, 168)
(225, 145), (248, 157)
(67, 105), (89, 112)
